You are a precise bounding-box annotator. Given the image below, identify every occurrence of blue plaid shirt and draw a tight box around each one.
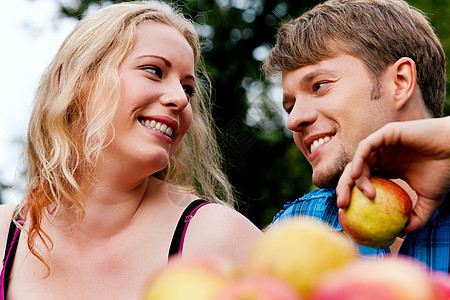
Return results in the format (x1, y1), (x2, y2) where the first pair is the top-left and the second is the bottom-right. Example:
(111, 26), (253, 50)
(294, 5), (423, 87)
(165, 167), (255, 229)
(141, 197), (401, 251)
(271, 189), (450, 273)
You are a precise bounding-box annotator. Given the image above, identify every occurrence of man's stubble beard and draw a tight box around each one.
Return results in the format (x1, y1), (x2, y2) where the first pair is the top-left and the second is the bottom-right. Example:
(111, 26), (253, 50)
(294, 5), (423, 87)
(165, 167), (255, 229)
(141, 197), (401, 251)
(312, 81), (382, 189)
(312, 145), (351, 189)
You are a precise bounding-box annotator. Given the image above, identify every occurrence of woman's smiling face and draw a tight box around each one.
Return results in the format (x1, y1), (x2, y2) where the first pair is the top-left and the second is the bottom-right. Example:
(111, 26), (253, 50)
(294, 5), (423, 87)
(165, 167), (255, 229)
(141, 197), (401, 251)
(104, 22), (195, 172)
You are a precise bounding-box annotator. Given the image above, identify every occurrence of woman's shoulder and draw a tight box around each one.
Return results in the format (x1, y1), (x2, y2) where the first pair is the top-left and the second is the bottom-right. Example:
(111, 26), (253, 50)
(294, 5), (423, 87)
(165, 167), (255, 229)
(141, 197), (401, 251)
(192, 202), (263, 238)
(0, 204), (19, 258)
(195, 202), (257, 228)
(181, 202), (262, 264)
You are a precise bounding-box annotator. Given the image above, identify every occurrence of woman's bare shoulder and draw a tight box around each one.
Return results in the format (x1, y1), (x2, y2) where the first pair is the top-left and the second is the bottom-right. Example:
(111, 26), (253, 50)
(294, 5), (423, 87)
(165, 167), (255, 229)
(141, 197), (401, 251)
(182, 203), (263, 264)
(195, 203), (260, 231)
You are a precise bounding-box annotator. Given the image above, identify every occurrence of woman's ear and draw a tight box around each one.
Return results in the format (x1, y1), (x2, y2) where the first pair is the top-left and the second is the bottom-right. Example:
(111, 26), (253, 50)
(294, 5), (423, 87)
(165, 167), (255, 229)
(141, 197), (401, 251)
(391, 57), (417, 111)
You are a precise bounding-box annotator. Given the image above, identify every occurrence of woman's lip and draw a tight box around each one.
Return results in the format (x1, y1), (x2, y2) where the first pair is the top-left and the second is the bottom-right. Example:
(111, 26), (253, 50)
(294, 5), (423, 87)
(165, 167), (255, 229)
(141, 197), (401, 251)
(139, 115), (178, 133)
(146, 126), (173, 143)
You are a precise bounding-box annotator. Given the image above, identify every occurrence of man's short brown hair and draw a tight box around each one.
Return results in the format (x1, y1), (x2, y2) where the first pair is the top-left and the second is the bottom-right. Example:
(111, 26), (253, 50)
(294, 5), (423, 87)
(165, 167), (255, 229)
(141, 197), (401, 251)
(264, 0), (446, 117)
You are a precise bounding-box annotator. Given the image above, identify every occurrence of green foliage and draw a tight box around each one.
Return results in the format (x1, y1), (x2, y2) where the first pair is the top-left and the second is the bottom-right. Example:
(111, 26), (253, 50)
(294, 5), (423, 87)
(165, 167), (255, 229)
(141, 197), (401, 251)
(49, 0), (449, 228)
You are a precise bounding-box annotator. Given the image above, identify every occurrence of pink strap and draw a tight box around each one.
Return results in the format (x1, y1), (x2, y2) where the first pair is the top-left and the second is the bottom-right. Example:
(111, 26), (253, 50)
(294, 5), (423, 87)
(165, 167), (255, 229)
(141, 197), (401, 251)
(178, 202), (210, 253)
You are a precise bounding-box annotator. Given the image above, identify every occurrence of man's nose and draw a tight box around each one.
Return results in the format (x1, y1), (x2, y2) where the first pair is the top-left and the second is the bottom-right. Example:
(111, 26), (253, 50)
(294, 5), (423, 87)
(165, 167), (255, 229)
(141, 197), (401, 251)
(286, 99), (318, 131)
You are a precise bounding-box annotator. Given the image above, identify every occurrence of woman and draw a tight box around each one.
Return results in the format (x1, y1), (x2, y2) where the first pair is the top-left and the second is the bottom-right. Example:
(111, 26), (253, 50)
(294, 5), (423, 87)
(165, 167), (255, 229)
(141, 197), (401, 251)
(0, 2), (261, 299)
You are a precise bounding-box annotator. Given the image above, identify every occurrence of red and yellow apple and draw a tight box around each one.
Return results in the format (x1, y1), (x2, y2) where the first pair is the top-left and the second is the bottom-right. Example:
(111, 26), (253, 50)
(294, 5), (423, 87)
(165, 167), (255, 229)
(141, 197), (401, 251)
(310, 257), (441, 300)
(245, 218), (357, 297)
(431, 272), (450, 300)
(215, 275), (302, 300)
(142, 255), (236, 300)
(339, 176), (412, 249)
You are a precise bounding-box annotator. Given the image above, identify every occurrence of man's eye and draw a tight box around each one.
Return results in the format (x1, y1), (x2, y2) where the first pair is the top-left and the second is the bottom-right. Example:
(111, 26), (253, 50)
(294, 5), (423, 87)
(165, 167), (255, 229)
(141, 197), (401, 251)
(313, 81), (328, 94)
(142, 66), (162, 79)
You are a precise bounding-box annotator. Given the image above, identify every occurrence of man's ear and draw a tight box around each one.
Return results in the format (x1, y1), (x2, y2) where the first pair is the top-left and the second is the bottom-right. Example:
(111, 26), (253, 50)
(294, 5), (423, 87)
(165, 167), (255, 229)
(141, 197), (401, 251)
(391, 57), (417, 111)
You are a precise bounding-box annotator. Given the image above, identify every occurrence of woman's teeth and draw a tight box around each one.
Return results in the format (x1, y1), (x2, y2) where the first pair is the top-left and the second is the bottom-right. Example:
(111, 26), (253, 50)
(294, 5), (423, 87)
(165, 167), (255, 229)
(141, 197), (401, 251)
(140, 119), (174, 137)
(310, 136), (331, 154)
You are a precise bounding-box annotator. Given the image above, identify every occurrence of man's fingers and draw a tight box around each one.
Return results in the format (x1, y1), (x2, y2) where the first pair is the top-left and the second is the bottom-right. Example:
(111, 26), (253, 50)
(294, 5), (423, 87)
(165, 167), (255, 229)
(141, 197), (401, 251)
(355, 176), (376, 200)
(401, 197), (443, 234)
(336, 163), (355, 208)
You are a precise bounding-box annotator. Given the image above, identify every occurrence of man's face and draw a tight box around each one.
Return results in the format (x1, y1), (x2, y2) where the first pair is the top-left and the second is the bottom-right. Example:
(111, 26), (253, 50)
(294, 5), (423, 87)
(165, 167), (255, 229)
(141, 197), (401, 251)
(282, 54), (396, 188)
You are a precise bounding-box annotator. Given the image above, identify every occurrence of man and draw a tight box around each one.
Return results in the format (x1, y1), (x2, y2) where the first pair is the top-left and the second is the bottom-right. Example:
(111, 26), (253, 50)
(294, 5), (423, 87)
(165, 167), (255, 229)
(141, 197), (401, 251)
(264, 0), (449, 272)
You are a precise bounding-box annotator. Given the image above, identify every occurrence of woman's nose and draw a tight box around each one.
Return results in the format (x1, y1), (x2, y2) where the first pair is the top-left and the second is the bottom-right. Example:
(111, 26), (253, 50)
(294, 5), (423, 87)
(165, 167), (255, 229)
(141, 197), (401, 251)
(160, 81), (189, 111)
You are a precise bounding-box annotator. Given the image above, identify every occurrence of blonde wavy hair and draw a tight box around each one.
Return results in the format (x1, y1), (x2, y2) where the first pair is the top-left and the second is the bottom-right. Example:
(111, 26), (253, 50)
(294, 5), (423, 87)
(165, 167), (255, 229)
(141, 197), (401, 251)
(18, 1), (235, 273)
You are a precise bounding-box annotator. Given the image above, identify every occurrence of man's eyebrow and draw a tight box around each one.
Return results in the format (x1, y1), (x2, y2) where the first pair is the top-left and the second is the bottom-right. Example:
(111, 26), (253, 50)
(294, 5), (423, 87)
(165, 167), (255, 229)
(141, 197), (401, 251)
(301, 68), (337, 84)
(282, 68), (338, 107)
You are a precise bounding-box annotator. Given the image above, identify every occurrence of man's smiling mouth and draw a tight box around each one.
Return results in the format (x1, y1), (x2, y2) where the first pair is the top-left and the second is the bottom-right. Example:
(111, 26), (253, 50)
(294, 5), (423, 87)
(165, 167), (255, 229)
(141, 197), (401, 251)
(310, 136), (332, 154)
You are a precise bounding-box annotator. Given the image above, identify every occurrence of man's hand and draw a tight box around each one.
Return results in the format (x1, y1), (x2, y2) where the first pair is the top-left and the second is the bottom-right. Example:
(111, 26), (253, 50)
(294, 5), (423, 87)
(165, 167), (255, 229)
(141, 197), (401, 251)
(336, 117), (450, 234)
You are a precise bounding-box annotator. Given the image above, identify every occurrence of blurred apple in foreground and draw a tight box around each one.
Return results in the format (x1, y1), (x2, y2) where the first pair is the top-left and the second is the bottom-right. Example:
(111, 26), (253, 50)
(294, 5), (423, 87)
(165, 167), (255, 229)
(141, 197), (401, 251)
(245, 218), (357, 297)
(310, 257), (440, 300)
(142, 255), (236, 300)
(432, 272), (450, 300)
(215, 275), (302, 300)
(339, 176), (412, 249)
